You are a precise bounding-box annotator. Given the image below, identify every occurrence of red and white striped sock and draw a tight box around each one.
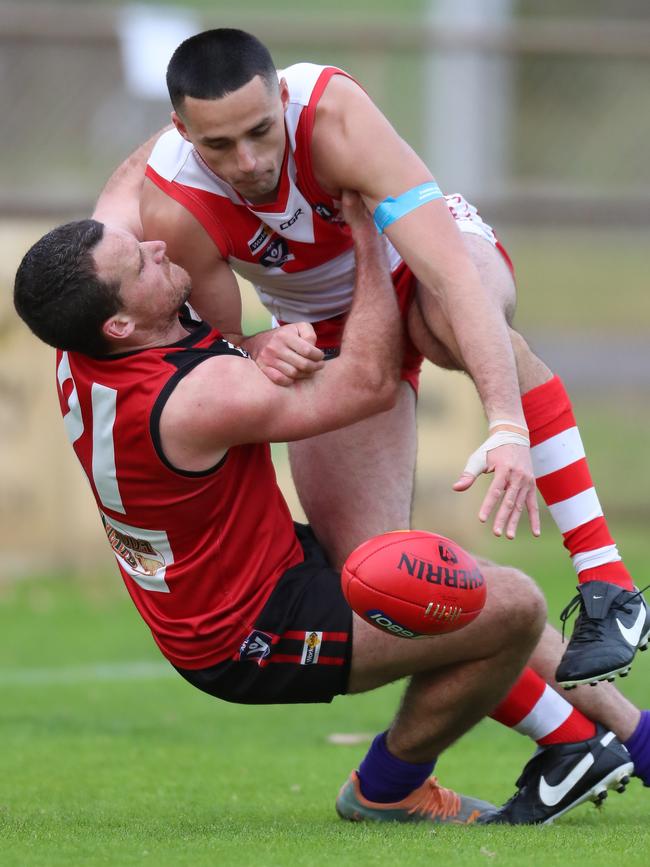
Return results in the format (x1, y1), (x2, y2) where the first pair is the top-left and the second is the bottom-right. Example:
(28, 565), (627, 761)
(491, 667), (596, 745)
(522, 375), (633, 590)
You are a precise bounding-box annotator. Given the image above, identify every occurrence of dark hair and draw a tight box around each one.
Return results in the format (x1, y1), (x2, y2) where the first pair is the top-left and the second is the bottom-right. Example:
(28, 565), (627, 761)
(167, 29), (277, 112)
(14, 219), (122, 356)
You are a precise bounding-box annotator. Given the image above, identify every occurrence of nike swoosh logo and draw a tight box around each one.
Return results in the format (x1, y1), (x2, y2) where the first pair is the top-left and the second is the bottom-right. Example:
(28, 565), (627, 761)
(616, 605), (647, 646)
(592, 595), (603, 599)
(539, 754), (594, 807)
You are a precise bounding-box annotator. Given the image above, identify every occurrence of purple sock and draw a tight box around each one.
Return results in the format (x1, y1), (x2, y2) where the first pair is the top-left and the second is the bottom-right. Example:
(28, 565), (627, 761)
(357, 731), (435, 803)
(625, 710), (650, 787)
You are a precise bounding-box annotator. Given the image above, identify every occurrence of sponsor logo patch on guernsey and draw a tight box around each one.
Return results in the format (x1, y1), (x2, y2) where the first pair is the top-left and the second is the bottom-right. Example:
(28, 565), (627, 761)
(301, 631), (322, 665)
(248, 223), (271, 254)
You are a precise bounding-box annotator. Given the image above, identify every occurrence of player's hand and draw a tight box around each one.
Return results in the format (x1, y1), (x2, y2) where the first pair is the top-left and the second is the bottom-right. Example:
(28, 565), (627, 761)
(453, 433), (541, 540)
(242, 323), (325, 387)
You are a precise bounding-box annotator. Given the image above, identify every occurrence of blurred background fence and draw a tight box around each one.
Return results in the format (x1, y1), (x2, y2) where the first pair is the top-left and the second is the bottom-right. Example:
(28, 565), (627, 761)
(2, 0), (650, 221)
(1, 0), (649, 577)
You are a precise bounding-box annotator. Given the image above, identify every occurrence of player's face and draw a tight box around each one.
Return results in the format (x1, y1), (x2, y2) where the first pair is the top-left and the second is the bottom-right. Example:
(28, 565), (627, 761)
(93, 228), (192, 326)
(172, 75), (288, 204)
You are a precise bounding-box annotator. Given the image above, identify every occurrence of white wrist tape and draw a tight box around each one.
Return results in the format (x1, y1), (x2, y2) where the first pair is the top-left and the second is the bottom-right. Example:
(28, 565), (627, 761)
(488, 418), (529, 433)
(463, 430), (530, 479)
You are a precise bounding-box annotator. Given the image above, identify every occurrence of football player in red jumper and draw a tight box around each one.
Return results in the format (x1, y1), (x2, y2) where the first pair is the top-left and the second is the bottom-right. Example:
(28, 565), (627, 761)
(105, 30), (648, 692)
(14, 192), (643, 826)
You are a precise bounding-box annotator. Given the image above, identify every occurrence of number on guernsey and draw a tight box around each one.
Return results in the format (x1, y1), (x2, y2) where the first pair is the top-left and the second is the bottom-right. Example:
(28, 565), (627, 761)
(57, 352), (171, 592)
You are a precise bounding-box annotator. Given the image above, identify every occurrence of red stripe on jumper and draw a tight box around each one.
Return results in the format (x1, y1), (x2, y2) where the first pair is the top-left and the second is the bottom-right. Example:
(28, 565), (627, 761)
(145, 166), (231, 258)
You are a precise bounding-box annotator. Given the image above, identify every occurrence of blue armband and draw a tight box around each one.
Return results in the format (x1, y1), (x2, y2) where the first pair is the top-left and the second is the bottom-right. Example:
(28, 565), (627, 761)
(373, 182), (443, 234)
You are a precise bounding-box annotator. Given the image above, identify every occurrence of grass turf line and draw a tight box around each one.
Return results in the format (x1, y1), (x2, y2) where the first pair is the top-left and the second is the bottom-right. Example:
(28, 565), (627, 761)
(1, 568), (649, 866)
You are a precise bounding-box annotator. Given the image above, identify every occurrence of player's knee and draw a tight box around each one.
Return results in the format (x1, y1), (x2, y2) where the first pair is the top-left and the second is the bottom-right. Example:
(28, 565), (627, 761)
(506, 568), (547, 647)
(487, 565), (547, 650)
(509, 327), (533, 358)
(508, 326), (555, 393)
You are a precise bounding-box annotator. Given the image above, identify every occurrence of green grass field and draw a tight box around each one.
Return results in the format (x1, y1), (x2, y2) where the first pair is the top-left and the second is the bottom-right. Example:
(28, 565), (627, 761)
(2, 222), (649, 865)
(4, 197), (650, 866)
(4, 2), (650, 856)
(1, 535), (649, 867)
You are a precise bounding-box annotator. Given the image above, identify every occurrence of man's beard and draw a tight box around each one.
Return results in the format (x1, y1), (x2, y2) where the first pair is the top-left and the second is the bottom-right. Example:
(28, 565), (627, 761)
(178, 278), (192, 308)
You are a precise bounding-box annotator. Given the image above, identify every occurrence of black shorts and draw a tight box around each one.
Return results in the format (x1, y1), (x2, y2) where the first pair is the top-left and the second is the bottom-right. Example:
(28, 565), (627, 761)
(175, 524), (353, 705)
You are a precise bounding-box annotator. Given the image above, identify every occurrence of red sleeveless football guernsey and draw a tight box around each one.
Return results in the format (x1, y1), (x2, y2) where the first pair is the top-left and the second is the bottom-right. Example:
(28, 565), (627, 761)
(56, 314), (302, 668)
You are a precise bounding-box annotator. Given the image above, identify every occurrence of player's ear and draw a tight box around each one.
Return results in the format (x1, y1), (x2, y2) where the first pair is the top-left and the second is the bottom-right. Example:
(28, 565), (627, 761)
(279, 78), (290, 113)
(171, 111), (190, 142)
(102, 314), (135, 343)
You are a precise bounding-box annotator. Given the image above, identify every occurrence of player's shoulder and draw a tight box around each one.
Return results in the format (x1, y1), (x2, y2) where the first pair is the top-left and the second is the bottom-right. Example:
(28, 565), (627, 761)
(165, 344), (251, 410)
(159, 345), (252, 467)
(279, 62), (356, 106)
(143, 130), (195, 226)
(141, 176), (203, 245)
(141, 174), (223, 266)
(312, 70), (376, 156)
(147, 128), (192, 178)
(279, 62), (330, 93)
(316, 69), (372, 123)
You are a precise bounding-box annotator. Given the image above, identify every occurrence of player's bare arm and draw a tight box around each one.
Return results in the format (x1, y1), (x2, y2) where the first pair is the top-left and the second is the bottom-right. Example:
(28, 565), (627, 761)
(140, 176), (244, 336)
(160, 192), (402, 470)
(93, 130), (167, 237)
(311, 74), (538, 538)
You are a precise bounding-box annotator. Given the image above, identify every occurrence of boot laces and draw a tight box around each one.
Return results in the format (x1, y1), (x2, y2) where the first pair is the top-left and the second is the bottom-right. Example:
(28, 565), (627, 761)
(404, 777), (479, 823)
(560, 584), (649, 645)
(559, 594), (605, 645)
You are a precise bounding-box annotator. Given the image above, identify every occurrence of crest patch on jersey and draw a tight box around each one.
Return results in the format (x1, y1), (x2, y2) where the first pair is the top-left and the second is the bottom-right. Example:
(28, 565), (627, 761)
(102, 516), (165, 578)
(260, 237), (295, 268)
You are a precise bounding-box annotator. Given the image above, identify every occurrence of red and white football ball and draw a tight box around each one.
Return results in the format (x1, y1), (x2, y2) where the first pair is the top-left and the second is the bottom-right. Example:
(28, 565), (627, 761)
(341, 530), (486, 638)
